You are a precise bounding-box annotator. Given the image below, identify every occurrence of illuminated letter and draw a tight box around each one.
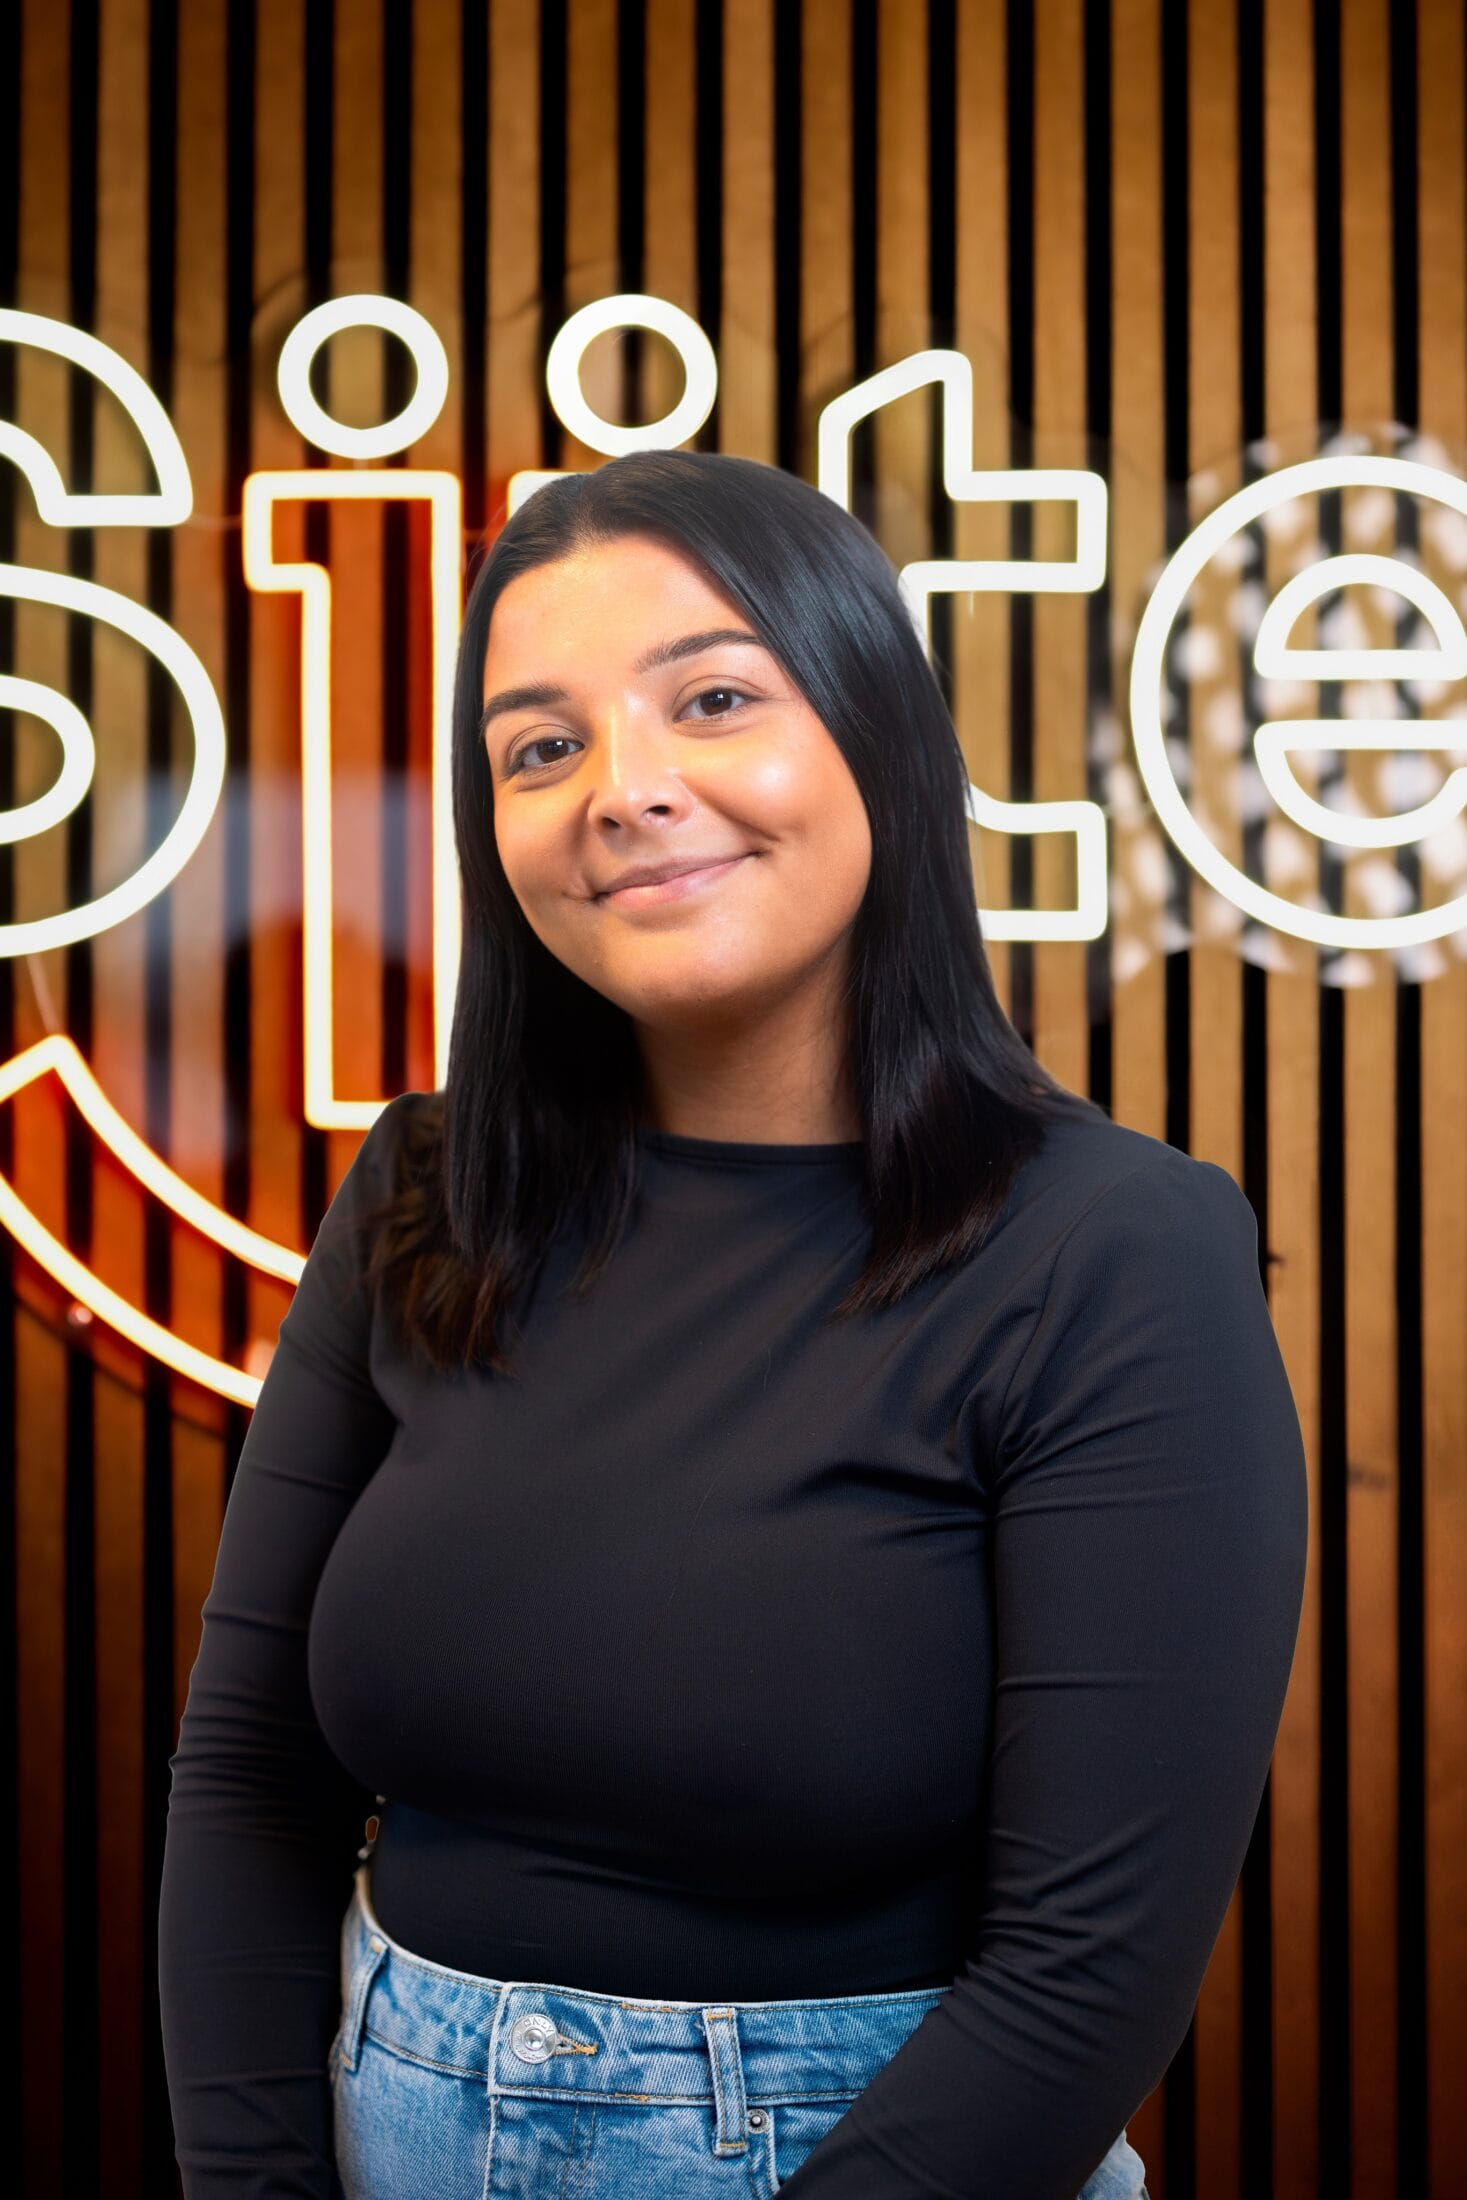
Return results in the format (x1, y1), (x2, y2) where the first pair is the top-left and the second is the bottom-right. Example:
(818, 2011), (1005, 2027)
(276, 294), (451, 462)
(0, 306), (192, 525)
(817, 348), (1109, 942)
(1251, 551), (1467, 849)
(245, 295), (465, 1124)
(0, 311), (272, 1399)
(1130, 455), (1467, 947)
(509, 293), (719, 514)
(0, 565), (226, 954)
(242, 471), (462, 1126)
(0, 1035), (313, 1407)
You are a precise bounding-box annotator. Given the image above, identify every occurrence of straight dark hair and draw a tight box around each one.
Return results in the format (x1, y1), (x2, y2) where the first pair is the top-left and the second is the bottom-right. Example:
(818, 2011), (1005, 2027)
(354, 448), (1104, 1378)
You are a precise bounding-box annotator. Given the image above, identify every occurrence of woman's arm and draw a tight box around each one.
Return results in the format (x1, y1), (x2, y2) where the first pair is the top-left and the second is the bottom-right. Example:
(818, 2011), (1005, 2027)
(776, 1150), (1310, 2199)
(157, 1098), (410, 2198)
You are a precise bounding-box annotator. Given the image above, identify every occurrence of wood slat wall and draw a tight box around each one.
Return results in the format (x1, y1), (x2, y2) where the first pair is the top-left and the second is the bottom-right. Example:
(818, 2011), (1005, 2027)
(2, 4), (1463, 2196)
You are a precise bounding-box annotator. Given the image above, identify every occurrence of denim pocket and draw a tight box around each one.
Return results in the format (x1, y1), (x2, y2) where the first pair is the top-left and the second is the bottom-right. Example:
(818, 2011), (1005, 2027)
(756, 2096), (860, 2194)
(757, 2103), (1146, 2198)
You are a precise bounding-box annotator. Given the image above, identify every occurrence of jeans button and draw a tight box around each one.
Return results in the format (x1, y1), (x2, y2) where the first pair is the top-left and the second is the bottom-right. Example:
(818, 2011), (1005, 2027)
(509, 2013), (559, 2063)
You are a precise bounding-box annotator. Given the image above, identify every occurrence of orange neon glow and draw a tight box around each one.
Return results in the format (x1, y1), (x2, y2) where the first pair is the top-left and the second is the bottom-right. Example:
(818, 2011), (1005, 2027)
(0, 1032), (381, 1407)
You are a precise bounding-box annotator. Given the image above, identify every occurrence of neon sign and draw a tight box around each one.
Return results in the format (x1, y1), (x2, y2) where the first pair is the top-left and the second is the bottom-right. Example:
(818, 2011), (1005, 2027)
(1, 294), (1464, 1402)
(241, 468), (462, 1126)
(1131, 473), (1467, 944)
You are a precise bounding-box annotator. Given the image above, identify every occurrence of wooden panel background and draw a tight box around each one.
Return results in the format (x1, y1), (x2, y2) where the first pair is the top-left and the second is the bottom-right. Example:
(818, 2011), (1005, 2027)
(1, 2), (1464, 2196)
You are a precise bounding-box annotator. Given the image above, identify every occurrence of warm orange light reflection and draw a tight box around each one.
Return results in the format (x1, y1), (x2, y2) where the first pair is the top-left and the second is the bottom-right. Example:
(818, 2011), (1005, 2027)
(0, 1033), (358, 1407)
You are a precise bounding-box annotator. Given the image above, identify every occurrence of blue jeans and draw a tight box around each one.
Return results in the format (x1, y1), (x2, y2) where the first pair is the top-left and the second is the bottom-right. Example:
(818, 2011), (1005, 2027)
(332, 1863), (1150, 2198)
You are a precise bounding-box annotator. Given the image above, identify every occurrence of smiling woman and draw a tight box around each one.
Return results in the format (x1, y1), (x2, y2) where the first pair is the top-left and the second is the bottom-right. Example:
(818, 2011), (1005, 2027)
(158, 449), (1306, 2200)
(374, 445), (1101, 1383)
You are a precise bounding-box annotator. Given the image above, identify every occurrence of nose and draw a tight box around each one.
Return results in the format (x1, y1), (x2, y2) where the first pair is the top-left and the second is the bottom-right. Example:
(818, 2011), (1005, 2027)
(583, 707), (689, 826)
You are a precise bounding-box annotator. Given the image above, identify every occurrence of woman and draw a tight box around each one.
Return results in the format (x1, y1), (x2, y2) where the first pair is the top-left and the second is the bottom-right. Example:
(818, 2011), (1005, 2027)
(158, 450), (1309, 2199)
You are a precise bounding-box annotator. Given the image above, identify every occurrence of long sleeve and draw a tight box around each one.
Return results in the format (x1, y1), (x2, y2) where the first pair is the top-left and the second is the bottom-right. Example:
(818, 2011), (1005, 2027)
(157, 1098), (408, 2198)
(775, 1152), (1310, 2199)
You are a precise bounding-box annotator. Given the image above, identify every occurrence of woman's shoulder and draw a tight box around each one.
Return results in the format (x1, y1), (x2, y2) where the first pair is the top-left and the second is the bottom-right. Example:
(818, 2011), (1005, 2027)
(377, 1087), (442, 1135)
(366, 1088), (444, 1176)
(1002, 1101), (1253, 1271)
(987, 1109), (1274, 1477)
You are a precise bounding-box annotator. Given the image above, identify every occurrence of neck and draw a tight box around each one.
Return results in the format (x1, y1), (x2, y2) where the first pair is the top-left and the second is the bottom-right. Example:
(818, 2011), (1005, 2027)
(633, 991), (861, 1147)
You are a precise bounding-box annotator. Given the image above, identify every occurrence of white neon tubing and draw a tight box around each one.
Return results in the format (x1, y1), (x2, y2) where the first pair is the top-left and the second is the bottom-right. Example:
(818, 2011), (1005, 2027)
(544, 294), (719, 454)
(1129, 455), (1467, 947)
(241, 470), (463, 1125)
(818, 347), (1110, 942)
(0, 1033), (323, 1407)
(0, 306), (192, 525)
(0, 565), (227, 954)
(0, 1034), (306, 1283)
(276, 295), (451, 460)
(1253, 551), (1467, 678)
(0, 1167), (264, 1407)
(1252, 722), (1467, 849)
(0, 676), (95, 841)
(817, 349), (1108, 590)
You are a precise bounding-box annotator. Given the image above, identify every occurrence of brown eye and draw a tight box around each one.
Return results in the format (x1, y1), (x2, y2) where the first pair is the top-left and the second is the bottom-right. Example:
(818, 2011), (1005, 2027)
(504, 735), (583, 777)
(683, 686), (751, 720)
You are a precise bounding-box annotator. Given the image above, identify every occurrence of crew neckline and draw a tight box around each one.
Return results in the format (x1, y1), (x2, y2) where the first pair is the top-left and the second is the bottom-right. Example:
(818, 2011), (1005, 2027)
(635, 1124), (865, 1166)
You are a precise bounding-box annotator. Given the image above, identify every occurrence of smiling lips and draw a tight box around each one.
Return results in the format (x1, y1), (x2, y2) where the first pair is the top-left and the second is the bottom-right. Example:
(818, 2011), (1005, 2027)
(598, 854), (753, 908)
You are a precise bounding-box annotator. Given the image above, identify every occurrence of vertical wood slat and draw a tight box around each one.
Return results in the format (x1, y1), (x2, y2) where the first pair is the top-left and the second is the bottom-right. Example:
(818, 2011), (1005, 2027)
(952, 0), (1013, 1018)
(871, 0), (931, 582)
(328, 5), (386, 1125)
(410, 0), (462, 488)
(1339, 7), (1401, 2197)
(156, 68), (230, 2200)
(798, 0), (853, 447)
(643, 0), (700, 433)
(564, 0), (619, 434)
(1261, 8), (1326, 2200)
(88, 0), (150, 2182)
(1185, 0), (1247, 2189)
(1414, 2), (1467, 2190)
(4, 5), (1466, 2196)
(1106, 0), (1168, 1149)
(248, 0), (310, 1345)
(14, 1), (74, 2193)
(165, 0), (230, 1837)
(720, 0), (777, 462)
(408, 0), (461, 1076)
(485, 0), (542, 490)
(1030, 0), (1089, 1102)
(92, 0), (154, 2177)
(1105, 2), (1170, 2182)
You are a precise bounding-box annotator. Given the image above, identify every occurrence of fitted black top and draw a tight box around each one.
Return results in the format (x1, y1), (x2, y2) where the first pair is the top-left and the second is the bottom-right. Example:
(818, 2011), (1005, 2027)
(157, 1089), (1309, 2199)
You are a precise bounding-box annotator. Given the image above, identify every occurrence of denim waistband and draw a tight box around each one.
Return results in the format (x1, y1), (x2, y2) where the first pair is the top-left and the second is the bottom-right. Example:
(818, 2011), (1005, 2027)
(339, 1862), (949, 2109)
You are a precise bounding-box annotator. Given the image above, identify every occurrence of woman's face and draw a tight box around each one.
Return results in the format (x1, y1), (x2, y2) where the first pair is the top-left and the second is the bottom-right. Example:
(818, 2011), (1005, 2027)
(480, 534), (873, 1042)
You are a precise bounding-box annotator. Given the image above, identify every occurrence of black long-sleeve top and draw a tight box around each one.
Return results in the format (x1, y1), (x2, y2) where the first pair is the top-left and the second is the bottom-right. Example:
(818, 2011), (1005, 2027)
(157, 1089), (1309, 2199)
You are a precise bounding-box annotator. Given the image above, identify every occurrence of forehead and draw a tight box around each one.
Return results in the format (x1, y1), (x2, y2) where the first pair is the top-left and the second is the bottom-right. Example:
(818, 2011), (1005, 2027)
(483, 537), (741, 676)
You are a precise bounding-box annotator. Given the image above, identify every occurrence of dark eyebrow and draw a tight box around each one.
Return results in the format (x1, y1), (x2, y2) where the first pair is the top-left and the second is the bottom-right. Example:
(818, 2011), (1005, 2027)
(478, 627), (766, 737)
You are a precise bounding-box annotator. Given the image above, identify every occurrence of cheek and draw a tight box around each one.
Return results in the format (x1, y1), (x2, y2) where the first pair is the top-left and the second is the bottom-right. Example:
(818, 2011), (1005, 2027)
(724, 745), (867, 865)
(728, 749), (815, 829)
(713, 750), (870, 911)
(795, 764), (872, 902)
(495, 811), (572, 907)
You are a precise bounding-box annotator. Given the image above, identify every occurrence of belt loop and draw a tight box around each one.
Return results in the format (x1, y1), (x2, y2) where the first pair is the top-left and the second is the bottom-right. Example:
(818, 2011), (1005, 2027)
(338, 1931), (389, 2072)
(701, 2006), (750, 2157)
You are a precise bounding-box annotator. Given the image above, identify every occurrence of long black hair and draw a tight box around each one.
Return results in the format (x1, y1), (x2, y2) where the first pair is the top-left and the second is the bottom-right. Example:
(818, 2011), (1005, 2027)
(354, 448), (1104, 1377)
